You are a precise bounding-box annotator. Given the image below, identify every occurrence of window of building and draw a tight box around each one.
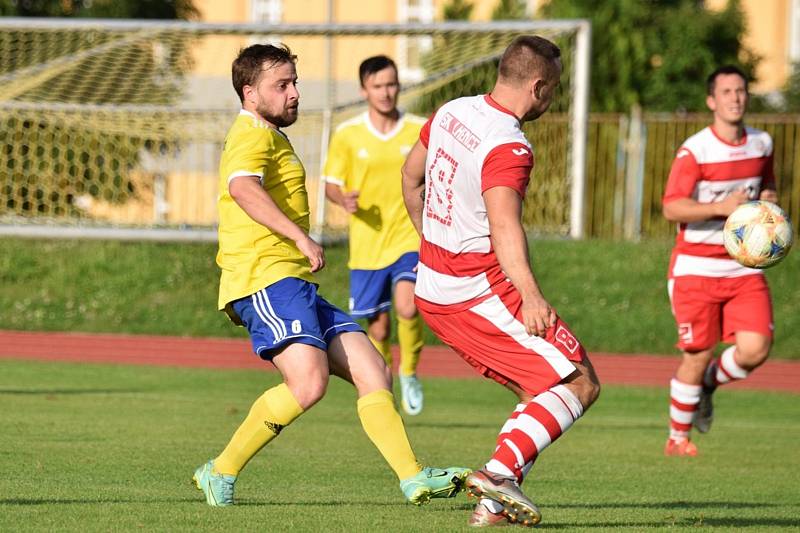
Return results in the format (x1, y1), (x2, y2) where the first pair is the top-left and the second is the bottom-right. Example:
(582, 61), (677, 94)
(251, 0), (282, 24)
(397, 0), (434, 82)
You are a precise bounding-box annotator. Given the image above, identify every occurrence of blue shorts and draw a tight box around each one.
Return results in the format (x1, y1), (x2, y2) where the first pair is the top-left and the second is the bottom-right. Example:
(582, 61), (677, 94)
(231, 278), (363, 360)
(349, 252), (419, 319)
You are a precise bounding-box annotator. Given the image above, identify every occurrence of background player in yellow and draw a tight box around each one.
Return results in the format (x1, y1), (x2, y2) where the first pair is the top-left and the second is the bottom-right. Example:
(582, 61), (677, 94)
(324, 55), (426, 416)
(192, 43), (469, 507)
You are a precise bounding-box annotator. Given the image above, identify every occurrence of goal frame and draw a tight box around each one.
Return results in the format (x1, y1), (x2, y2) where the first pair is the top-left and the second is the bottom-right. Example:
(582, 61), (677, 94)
(0, 17), (591, 241)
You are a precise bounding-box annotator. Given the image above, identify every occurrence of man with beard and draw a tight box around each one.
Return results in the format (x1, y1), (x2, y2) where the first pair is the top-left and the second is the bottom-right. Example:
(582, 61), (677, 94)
(192, 43), (469, 507)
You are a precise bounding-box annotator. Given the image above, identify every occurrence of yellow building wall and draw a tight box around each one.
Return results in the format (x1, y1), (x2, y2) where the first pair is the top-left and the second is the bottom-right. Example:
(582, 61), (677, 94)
(707, 0), (791, 92)
(191, 0), (506, 83)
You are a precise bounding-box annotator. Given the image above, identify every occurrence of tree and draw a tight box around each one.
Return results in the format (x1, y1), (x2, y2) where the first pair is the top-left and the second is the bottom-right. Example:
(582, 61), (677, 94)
(443, 0), (473, 20)
(541, 0), (757, 112)
(0, 0), (198, 218)
(492, 0), (527, 20)
(782, 64), (800, 112)
(414, 0), (528, 115)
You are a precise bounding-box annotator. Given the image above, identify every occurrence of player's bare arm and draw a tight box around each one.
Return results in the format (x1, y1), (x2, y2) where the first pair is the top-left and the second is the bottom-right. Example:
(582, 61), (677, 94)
(484, 186), (555, 337)
(663, 188), (751, 223)
(401, 140), (427, 236)
(325, 182), (360, 214)
(229, 175), (325, 272)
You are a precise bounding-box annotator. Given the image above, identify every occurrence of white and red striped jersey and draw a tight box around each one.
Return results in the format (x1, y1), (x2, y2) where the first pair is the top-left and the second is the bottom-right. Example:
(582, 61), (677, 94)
(663, 126), (776, 278)
(415, 94), (534, 310)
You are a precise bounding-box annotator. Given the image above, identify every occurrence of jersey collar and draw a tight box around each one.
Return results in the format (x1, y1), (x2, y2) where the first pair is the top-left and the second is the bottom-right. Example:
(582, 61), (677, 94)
(710, 125), (748, 146)
(484, 94), (519, 121)
(240, 109), (289, 140)
(364, 111), (405, 141)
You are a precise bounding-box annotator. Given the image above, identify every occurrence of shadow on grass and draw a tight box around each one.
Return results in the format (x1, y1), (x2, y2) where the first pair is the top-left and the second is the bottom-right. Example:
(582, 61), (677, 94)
(234, 499), (409, 508)
(535, 501), (798, 529)
(541, 517), (800, 529)
(0, 497), (197, 505)
(548, 501), (784, 510)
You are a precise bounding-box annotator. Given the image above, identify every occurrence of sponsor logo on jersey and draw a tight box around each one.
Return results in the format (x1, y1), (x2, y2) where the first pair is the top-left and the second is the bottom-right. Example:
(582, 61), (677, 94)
(357, 148), (369, 159)
(400, 145), (412, 156)
(676, 148), (691, 159)
(512, 147), (529, 157)
(438, 112), (482, 152)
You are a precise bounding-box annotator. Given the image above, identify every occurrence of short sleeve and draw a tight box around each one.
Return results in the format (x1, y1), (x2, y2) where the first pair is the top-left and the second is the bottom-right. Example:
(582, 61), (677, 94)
(663, 147), (702, 204)
(761, 152), (776, 191)
(419, 114), (434, 148)
(480, 142), (533, 196)
(225, 128), (270, 186)
(322, 130), (350, 187)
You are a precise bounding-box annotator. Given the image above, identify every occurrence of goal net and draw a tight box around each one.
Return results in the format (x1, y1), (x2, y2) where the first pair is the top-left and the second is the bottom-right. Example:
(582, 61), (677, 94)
(0, 18), (589, 241)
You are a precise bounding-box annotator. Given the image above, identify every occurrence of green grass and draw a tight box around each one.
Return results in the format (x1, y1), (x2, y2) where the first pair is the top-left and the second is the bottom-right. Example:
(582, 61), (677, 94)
(1, 359), (797, 532)
(0, 236), (798, 358)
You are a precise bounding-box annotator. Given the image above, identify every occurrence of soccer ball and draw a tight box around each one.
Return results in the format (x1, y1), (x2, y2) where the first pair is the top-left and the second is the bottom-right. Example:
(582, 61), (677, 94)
(723, 200), (793, 269)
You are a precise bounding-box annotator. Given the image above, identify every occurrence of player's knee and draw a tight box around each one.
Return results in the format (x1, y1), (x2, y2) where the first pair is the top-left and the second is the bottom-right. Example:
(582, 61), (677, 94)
(394, 302), (417, 320)
(737, 339), (771, 370)
(289, 375), (329, 409)
(682, 348), (715, 369)
(581, 376), (601, 410)
(367, 318), (390, 342)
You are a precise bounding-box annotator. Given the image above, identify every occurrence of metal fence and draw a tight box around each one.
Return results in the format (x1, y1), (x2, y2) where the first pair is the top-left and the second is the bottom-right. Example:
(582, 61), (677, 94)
(583, 111), (800, 240)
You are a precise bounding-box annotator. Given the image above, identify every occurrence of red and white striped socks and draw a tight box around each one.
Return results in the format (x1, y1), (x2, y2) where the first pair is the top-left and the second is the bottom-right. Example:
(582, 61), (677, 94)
(485, 384), (584, 481)
(705, 345), (750, 387)
(669, 378), (701, 440)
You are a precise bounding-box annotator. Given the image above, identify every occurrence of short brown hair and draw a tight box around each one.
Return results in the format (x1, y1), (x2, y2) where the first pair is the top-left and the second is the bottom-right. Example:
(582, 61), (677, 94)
(498, 35), (561, 87)
(359, 55), (397, 87)
(232, 43), (297, 103)
(706, 65), (748, 96)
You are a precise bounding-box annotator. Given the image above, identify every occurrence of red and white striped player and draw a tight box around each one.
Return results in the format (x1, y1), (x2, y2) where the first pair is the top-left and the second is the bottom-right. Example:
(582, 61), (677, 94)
(401, 35), (600, 528)
(662, 65), (779, 457)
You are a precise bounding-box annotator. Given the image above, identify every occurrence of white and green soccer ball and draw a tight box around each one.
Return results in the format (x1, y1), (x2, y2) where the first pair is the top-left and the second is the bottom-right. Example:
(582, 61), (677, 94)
(723, 200), (794, 269)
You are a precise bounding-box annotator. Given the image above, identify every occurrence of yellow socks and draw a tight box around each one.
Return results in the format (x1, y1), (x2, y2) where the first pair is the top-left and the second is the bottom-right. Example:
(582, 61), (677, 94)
(369, 333), (392, 366)
(213, 383), (304, 476)
(397, 315), (423, 377)
(357, 389), (422, 480)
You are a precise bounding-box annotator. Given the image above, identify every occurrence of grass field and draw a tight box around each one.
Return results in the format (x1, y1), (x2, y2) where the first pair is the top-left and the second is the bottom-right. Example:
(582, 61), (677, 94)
(1, 237), (798, 358)
(2, 358), (798, 532)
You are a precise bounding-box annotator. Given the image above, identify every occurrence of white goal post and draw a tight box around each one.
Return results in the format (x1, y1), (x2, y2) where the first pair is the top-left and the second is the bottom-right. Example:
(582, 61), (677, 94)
(0, 17), (590, 241)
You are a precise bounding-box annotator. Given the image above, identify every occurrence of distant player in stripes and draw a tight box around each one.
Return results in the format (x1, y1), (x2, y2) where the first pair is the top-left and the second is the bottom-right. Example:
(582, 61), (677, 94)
(401, 35), (601, 527)
(662, 65), (779, 456)
(192, 43), (469, 507)
(323, 55), (426, 416)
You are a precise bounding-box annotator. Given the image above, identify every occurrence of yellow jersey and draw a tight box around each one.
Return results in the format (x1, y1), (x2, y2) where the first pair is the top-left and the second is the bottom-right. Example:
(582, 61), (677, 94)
(217, 110), (315, 322)
(323, 112), (422, 270)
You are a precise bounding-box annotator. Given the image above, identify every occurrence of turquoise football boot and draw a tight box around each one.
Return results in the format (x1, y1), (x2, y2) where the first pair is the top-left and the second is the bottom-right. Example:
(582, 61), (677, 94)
(192, 460), (236, 506)
(400, 466), (472, 505)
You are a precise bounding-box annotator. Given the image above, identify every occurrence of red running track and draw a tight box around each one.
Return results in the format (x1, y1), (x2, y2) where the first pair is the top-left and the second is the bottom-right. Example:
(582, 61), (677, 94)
(0, 329), (798, 393)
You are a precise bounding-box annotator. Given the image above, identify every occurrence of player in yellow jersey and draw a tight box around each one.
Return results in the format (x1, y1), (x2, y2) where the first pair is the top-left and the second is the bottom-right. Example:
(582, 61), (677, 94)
(191, 43), (469, 507)
(323, 55), (426, 416)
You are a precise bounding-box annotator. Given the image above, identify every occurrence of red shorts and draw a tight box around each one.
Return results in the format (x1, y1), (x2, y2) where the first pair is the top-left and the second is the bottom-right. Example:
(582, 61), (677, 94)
(418, 279), (586, 396)
(668, 274), (773, 352)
